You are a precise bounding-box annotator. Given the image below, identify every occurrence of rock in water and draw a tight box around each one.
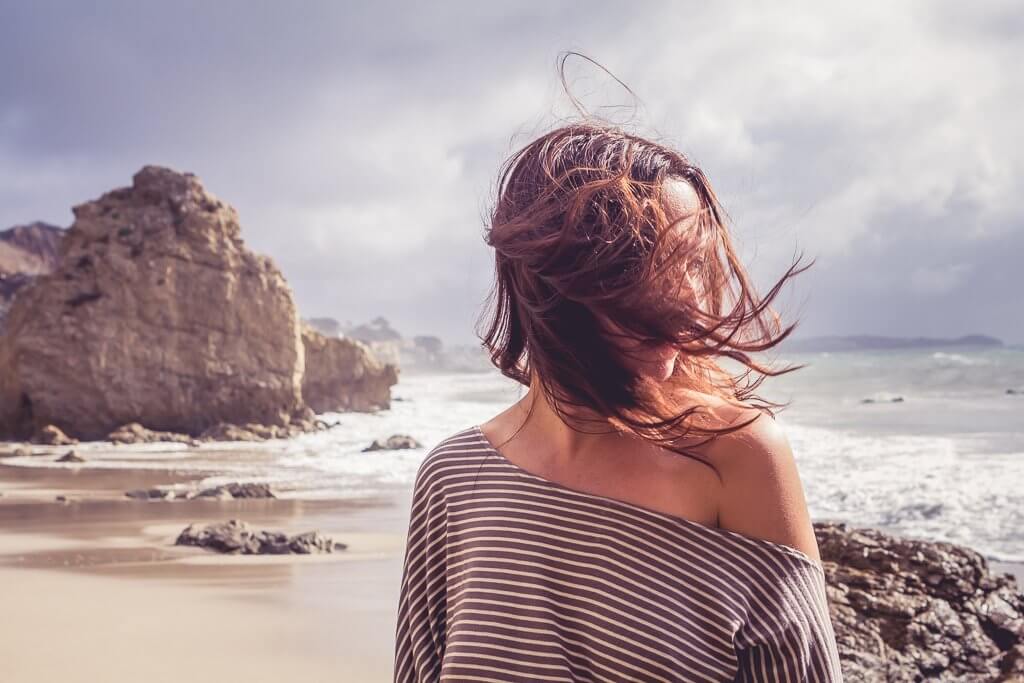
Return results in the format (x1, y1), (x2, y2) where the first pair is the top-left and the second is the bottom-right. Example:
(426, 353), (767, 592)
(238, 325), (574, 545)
(362, 434), (421, 451)
(0, 166), (305, 440)
(301, 322), (398, 413)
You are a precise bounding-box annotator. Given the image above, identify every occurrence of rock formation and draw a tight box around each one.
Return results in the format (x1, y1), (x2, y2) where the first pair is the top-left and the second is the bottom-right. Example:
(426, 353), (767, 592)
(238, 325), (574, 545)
(818, 521), (1024, 681)
(127, 481), (277, 501)
(301, 322), (398, 413)
(174, 519), (345, 554)
(0, 166), (306, 440)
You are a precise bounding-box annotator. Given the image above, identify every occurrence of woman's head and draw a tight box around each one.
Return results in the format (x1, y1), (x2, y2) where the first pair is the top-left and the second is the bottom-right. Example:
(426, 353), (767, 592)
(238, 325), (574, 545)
(478, 118), (811, 461)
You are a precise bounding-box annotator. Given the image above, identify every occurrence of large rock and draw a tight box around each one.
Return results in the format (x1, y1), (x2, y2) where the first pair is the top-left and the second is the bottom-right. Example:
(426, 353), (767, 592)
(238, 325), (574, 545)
(818, 521), (1024, 681)
(301, 322), (398, 413)
(174, 519), (346, 554)
(0, 166), (305, 440)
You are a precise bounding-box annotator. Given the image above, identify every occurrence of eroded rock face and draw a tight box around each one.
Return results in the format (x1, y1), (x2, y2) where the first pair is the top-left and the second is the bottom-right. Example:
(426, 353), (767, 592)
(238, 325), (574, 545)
(174, 519), (345, 554)
(818, 521), (1024, 681)
(0, 166), (305, 440)
(301, 322), (398, 413)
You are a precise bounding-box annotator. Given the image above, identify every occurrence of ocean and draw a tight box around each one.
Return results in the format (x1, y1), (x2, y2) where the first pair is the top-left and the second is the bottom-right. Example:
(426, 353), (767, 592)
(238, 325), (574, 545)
(5, 347), (1023, 564)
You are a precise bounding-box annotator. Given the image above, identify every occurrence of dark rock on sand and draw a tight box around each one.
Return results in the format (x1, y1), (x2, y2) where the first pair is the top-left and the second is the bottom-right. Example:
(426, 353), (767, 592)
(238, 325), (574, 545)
(126, 482), (277, 501)
(125, 487), (178, 501)
(362, 434), (422, 452)
(817, 521), (1024, 681)
(56, 450), (84, 463)
(174, 519), (346, 555)
(192, 483), (276, 499)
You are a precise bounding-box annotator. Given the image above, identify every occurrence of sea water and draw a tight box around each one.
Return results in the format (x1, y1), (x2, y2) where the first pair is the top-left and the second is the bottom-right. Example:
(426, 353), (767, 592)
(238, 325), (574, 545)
(5, 347), (1023, 563)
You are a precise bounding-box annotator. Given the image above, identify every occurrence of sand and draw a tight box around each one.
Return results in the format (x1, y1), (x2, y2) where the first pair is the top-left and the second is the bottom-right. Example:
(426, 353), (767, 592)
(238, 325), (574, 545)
(0, 457), (413, 682)
(2, 452), (1022, 683)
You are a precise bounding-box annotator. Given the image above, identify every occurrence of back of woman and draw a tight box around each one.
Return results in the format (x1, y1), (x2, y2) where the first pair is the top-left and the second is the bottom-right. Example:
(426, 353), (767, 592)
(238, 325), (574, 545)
(394, 66), (843, 682)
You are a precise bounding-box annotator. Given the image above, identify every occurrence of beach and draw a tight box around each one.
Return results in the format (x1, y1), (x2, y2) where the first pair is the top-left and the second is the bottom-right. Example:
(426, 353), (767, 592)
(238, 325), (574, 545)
(0, 459), (411, 682)
(1, 357), (1023, 682)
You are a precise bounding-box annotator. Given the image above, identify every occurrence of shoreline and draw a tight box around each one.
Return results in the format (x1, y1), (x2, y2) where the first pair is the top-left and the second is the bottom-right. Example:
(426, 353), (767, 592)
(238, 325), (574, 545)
(2, 448), (1022, 681)
(0, 456), (410, 681)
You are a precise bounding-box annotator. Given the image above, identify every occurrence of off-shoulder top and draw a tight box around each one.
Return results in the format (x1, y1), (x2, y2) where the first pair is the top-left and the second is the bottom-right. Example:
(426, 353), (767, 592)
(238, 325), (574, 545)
(394, 425), (844, 682)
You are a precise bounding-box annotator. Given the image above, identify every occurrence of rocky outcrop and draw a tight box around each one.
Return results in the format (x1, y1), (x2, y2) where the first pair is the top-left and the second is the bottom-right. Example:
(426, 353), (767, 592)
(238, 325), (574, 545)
(32, 424), (78, 445)
(174, 519), (346, 554)
(108, 422), (198, 445)
(127, 482), (277, 501)
(301, 322), (398, 413)
(0, 166), (306, 440)
(818, 521), (1024, 681)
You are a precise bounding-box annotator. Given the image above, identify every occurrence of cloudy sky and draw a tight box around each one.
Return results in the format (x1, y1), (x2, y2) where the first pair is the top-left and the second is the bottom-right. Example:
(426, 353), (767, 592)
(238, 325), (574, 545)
(1, 1), (1020, 346)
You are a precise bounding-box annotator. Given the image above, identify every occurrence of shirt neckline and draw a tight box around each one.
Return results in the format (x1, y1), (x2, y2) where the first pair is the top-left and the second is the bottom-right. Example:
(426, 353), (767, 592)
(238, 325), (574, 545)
(470, 423), (825, 574)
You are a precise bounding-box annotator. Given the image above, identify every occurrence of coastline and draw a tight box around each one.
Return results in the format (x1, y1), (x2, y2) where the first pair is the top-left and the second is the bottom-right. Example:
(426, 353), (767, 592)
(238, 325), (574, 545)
(0, 458), (410, 681)
(2, 447), (1022, 682)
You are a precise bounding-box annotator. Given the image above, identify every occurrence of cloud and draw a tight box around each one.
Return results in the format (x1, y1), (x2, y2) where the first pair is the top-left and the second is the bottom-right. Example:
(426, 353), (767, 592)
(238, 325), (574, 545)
(0, 1), (1020, 344)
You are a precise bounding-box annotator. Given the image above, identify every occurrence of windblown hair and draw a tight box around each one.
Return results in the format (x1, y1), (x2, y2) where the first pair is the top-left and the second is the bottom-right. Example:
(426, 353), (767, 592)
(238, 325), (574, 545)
(477, 66), (813, 474)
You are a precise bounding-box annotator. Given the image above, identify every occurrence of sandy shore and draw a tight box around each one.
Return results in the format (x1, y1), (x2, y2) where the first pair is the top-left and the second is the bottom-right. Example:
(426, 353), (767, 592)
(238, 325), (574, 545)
(0, 457), (412, 682)
(2, 451), (1022, 683)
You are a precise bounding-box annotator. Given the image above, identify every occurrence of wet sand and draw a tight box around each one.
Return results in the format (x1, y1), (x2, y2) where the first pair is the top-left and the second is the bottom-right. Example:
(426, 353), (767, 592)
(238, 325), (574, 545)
(0, 456), (412, 682)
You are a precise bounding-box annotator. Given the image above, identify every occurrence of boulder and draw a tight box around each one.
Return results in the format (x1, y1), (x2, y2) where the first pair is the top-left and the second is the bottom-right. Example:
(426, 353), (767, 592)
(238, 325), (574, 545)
(126, 482), (277, 501)
(301, 322), (398, 413)
(107, 422), (198, 445)
(362, 434), (421, 452)
(818, 521), (1024, 681)
(174, 519), (346, 554)
(31, 424), (78, 445)
(0, 166), (305, 440)
(56, 450), (84, 463)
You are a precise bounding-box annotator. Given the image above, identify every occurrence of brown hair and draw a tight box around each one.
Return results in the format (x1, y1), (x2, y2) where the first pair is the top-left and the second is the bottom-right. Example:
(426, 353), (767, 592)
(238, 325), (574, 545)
(476, 54), (813, 475)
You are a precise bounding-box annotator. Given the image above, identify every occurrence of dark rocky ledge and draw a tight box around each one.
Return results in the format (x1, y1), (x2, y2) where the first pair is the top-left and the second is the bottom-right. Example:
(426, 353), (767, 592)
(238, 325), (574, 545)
(174, 519), (345, 555)
(817, 521), (1024, 681)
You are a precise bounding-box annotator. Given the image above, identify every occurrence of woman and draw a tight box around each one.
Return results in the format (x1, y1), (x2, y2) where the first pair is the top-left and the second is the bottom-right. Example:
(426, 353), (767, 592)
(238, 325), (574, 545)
(394, 119), (844, 681)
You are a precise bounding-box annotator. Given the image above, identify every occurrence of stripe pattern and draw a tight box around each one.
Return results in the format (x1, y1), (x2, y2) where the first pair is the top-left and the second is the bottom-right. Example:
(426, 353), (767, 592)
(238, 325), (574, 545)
(395, 426), (844, 682)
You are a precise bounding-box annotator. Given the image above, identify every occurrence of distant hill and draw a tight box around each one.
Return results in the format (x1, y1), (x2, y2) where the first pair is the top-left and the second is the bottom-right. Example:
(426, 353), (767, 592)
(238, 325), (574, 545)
(0, 221), (67, 321)
(0, 221), (65, 276)
(302, 315), (492, 374)
(780, 334), (1004, 353)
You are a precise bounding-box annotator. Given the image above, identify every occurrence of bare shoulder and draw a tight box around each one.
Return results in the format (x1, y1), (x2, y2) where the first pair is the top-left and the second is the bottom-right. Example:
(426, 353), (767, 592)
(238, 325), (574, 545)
(708, 408), (822, 564)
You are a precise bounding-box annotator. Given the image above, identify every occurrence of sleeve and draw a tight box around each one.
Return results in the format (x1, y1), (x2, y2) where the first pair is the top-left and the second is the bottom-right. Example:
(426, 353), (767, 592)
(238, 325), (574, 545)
(393, 453), (449, 682)
(734, 558), (845, 682)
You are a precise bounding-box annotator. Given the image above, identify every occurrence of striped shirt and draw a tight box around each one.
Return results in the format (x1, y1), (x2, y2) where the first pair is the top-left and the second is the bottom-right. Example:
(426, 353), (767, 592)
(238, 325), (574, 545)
(394, 425), (844, 682)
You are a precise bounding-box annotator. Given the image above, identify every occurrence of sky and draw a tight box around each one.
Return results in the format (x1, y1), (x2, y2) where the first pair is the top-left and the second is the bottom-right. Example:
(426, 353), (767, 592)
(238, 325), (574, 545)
(1, 1), (1020, 347)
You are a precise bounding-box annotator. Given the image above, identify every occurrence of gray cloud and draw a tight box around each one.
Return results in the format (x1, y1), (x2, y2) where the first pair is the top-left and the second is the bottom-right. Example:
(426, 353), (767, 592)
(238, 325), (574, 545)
(1, 1), (1020, 345)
